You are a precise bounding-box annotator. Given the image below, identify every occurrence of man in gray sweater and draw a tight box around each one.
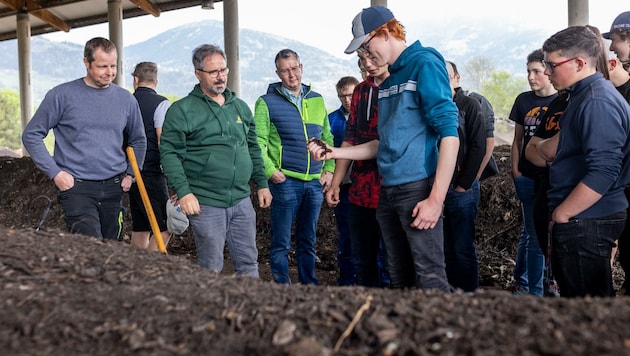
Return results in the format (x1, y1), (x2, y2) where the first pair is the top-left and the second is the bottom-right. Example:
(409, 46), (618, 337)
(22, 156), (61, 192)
(22, 37), (146, 240)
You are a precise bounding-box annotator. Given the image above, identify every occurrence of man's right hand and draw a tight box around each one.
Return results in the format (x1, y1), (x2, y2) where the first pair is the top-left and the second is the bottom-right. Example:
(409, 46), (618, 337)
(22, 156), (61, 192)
(179, 193), (201, 216)
(53, 171), (74, 191)
(270, 170), (286, 184)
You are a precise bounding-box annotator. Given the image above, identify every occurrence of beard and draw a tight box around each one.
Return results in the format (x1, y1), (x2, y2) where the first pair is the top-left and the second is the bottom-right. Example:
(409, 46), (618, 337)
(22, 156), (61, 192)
(205, 81), (226, 96)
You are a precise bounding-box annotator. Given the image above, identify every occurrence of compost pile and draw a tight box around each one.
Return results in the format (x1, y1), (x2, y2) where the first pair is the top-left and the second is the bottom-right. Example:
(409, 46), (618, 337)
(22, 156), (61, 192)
(1, 145), (629, 355)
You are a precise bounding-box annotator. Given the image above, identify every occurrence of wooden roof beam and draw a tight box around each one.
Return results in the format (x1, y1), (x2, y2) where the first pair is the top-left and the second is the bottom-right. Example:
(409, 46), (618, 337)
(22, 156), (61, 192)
(130, 0), (161, 17)
(0, 0), (70, 32)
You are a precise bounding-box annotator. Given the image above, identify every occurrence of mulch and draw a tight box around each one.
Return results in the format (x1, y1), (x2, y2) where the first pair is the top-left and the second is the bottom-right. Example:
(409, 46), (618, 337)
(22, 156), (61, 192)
(1, 145), (630, 355)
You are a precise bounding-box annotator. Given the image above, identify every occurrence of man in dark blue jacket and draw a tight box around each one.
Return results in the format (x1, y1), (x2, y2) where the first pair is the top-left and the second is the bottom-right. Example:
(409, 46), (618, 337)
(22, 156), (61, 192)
(544, 26), (630, 297)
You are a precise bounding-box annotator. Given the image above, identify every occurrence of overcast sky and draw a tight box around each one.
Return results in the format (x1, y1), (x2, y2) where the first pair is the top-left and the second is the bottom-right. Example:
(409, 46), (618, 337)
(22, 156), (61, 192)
(43, 0), (628, 58)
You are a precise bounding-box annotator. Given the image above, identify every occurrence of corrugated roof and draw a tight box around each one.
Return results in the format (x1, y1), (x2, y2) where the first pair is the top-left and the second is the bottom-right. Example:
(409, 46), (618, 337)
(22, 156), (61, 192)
(0, 0), (222, 41)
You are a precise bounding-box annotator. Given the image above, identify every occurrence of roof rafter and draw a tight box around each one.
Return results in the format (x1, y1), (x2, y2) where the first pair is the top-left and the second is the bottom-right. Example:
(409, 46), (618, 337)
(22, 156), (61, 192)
(0, 1), (225, 41)
(0, 0), (70, 32)
(129, 0), (160, 17)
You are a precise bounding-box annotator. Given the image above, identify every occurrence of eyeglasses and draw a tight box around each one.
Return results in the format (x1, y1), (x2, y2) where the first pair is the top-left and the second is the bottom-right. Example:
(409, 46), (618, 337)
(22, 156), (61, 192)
(338, 94), (353, 100)
(543, 57), (579, 73)
(197, 67), (229, 78)
(357, 33), (377, 54)
(277, 66), (301, 76)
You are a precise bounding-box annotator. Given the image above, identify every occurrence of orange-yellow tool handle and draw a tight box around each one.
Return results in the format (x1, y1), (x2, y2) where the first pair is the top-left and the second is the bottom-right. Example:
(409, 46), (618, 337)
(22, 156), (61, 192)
(126, 146), (166, 253)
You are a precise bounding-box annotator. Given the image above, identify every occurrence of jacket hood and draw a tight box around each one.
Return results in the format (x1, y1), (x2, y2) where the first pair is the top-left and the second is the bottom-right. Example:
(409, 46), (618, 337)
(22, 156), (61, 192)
(390, 40), (444, 74)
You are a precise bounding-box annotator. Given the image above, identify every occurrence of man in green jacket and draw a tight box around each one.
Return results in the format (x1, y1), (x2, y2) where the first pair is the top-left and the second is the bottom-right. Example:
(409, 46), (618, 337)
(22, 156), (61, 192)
(254, 49), (335, 285)
(160, 44), (272, 277)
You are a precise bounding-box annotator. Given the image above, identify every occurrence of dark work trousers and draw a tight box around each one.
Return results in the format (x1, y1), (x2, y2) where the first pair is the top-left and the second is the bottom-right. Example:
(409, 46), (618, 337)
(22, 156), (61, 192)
(335, 184), (355, 285)
(377, 178), (450, 292)
(348, 203), (389, 288)
(552, 212), (625, 298)
(618, 188), (630, 292)
(57, 175), (125, 240)
(129, 174), (169, 232)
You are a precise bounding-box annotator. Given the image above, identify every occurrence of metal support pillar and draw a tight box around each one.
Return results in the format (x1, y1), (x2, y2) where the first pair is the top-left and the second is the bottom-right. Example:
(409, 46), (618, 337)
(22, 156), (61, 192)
(108, 0), (124, 86)
(17, 12), (33, 156)
(568, 0), (589, 26)
(371, 0), (387, 7)
(223, 0), (240, 96)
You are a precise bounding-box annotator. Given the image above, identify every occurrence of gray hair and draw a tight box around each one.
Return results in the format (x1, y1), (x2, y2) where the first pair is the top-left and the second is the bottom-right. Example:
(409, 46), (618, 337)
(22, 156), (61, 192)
(192, 44), (226, 70)
(132, 61), (158, 83)
(274, 49), (300, 69)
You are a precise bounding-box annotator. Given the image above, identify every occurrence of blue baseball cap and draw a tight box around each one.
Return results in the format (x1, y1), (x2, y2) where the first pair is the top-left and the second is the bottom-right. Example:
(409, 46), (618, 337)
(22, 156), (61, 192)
(344, 6), (394, 54)
(603, 11), (630, 39)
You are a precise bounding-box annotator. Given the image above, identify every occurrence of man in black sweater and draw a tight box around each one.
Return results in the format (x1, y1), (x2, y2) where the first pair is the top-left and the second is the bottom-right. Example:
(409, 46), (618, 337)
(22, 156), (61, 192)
(442, 60), (486, 292)
(129, 61), (174, 251)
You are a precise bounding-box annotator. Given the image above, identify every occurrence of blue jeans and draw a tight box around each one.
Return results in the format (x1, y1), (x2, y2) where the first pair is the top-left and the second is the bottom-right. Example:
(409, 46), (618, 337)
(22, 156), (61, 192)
(269, 177), (323, 285)
(551, 212), (625, 297)
(444, 179), (480, 292)
(335, 184), (355, 285)
(376, 179), (450, 292)
(57, 175), (125, 240)
(188, 198), (258, 277)
(513, 175), (545, 296)
(348, 204), (389, 287)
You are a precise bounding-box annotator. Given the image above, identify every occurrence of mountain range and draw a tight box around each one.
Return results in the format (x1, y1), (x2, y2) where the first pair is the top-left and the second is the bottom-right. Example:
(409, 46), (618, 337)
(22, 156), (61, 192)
(0, 19), (552, 110)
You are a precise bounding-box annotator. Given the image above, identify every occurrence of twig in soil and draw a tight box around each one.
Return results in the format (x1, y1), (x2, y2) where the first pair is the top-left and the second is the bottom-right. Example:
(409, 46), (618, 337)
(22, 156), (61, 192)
(486, 219), (519, 240)
(105, 252), (116, 265)
(334, 295), (373, 352)
(0, 253), (34, 275)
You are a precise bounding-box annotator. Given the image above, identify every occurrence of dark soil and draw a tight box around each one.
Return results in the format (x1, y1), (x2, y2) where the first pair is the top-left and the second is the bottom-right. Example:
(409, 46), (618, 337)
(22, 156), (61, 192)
(1, 145), (630, 355)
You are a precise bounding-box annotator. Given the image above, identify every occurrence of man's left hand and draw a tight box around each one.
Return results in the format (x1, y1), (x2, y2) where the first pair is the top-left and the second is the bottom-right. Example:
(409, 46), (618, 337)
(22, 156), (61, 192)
(411, 198), (442, 230)
(121, 175), (134, 192)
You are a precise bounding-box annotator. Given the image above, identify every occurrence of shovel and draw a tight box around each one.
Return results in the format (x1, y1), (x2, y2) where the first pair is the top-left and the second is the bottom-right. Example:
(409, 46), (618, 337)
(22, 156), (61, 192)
(126, 146), (166, 253)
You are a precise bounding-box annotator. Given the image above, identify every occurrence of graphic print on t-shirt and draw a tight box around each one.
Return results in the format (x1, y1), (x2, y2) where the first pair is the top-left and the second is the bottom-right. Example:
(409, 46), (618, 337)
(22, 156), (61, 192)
(523, 106), (548, 138)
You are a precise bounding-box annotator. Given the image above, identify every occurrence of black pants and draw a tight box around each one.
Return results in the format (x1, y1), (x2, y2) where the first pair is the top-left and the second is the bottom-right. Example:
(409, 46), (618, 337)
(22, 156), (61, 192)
(617, 189), (630, 290)
(128, 174), (169, 232)
(57, 175), (125, 240)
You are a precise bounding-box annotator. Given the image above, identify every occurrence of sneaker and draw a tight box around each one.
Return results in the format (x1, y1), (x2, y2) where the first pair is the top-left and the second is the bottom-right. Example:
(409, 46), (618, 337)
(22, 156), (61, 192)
(543, 277), (561, 297)
(512, 285), (529, 296)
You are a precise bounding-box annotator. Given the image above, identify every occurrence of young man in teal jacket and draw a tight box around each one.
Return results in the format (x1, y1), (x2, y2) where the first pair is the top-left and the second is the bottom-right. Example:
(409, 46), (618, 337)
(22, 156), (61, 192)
(311, 6), (459, 292)
(160, 44), (271, 277)
(254, 49), (335, 285)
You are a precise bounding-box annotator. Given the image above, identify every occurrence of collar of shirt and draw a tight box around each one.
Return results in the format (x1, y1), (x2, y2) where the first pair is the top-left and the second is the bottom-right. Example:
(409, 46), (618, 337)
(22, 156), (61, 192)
(280, 85), (304, 110)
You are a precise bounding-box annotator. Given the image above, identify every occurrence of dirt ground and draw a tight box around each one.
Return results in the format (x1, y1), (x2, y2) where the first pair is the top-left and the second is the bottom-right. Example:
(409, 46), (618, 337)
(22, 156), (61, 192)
(1, 145), (630, 355)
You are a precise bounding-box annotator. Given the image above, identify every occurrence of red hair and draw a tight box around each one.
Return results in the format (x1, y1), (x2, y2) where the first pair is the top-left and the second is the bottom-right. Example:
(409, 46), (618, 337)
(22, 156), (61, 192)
(373, 19), (406, 42)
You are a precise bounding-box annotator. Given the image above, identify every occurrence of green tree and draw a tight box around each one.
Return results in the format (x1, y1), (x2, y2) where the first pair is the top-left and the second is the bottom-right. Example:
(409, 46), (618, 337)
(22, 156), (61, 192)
(480, 71), (528, 120)
(463, 56), (495, 92)
(0, 88), (21, 149)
